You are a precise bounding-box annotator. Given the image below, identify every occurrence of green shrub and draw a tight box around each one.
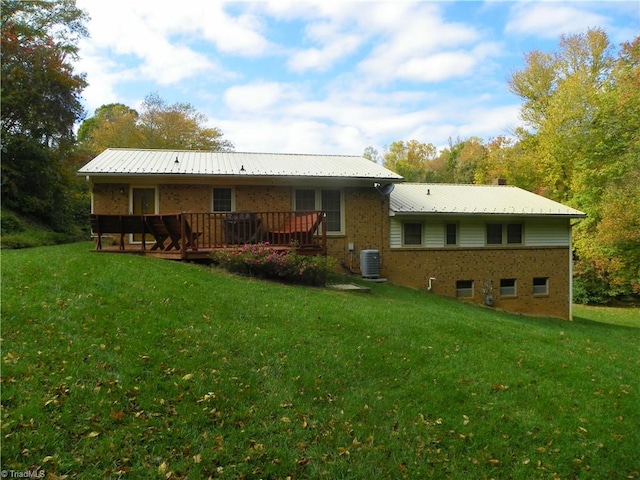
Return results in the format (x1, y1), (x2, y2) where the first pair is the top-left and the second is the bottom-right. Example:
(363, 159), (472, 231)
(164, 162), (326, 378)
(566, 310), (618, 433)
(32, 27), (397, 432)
(0, 209), (25, 234)
(573, 272), (620, 305)
(212, 243), (333, 286)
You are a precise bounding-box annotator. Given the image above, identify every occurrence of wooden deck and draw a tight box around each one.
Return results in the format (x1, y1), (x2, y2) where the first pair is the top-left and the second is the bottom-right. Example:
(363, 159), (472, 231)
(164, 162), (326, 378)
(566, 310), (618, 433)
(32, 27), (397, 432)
(90, 211), (327, 260)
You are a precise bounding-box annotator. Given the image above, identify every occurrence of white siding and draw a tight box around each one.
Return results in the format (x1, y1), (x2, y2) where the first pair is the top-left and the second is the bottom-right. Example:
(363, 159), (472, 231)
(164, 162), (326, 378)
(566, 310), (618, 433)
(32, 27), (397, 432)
(390, 218), (402, 248)
(390, 216), (572, 248)
(459, 219), (485, 247)
(525, 218), (570, 246)
(426, 223), (444, 247)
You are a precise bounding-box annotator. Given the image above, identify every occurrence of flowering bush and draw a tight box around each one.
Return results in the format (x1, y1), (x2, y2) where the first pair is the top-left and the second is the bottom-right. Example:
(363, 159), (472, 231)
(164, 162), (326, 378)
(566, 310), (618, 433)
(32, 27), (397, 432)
(212, 243), (333, 287)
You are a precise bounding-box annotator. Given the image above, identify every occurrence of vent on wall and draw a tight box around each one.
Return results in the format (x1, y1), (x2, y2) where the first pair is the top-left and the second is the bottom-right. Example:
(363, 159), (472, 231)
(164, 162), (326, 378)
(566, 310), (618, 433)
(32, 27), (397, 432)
(360, 249), (380, 279)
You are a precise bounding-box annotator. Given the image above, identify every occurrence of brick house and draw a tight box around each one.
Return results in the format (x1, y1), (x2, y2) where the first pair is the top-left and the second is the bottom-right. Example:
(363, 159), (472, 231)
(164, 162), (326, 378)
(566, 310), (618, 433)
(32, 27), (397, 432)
(80, 148), (585, 319)
(383, 183), (586, 319)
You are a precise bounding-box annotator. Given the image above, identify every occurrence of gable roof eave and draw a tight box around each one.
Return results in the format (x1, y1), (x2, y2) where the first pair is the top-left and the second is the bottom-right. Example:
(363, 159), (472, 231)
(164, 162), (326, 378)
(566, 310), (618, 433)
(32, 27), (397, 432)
(77, 148), (404, 182)
(388, 183), (587, 219)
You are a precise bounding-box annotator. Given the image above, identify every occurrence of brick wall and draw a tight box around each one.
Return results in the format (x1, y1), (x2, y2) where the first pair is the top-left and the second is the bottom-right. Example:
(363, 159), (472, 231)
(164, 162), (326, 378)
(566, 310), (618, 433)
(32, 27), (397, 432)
(92, 184), (129, 214)
(235, 185), (291, 212)
(380, 246), (572, 319)
(325, 188), (388, 267)
(160, 185), (210, 212)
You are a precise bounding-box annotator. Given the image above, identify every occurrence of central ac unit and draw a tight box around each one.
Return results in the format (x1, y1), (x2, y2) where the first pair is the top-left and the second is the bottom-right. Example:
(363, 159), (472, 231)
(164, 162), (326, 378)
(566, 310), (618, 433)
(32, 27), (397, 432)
(360, 249), (380, 279)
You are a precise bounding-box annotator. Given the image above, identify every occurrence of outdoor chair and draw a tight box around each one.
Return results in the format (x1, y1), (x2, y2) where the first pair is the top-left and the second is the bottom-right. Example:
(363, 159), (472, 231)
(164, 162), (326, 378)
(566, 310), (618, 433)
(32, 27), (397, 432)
(267, 212), (323, 250)
(160, 214), (201, 251)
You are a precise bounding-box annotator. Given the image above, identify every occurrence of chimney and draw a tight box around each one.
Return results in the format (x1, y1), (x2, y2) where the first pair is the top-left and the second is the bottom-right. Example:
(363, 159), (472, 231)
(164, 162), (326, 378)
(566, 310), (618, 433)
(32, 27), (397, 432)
(493, 178), (507, 185)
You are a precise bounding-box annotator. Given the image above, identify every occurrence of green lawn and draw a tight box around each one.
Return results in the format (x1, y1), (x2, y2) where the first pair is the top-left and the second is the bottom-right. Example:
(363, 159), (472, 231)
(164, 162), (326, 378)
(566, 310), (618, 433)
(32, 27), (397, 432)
(2, 243), (639, 479)
(573, 303), (640, 328)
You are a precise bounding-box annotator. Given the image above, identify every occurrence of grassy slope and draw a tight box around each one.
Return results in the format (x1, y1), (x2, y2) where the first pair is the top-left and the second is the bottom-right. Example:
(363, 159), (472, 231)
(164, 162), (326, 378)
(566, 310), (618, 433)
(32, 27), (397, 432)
(2, 243), (639, 479)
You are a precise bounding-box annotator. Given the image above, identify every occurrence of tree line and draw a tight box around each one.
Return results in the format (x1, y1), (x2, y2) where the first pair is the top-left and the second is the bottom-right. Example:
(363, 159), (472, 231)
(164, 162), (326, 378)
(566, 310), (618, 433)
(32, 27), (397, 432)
(1, 0), (637, 303)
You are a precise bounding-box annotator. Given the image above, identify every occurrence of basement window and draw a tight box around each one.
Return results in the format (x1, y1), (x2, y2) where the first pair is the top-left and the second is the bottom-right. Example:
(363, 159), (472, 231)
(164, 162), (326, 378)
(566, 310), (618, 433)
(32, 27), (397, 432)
(500, 278), (517, 297)
(533, 277), (549, 295)
(456, 280), (474, 298)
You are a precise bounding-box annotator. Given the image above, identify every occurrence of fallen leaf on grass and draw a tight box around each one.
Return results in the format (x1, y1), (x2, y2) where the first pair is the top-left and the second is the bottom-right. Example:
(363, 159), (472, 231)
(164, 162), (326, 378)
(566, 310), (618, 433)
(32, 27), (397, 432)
(87, 431), (100, 438)
(110, 410), (125, 420)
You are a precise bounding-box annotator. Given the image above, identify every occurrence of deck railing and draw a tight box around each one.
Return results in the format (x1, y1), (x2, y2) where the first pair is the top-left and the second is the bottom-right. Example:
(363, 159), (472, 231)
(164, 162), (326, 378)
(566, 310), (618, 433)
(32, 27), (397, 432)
(90, 211), (327, 258)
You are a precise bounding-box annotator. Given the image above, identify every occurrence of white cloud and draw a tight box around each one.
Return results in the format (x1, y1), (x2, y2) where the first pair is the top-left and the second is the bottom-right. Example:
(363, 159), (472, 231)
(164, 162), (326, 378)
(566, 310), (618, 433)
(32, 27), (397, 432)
(75, 0), (270, 112)
(217, 117), (361, 155)
(223, 82), (303, 112)
(396, 51), (478, 82)
(287, 33), (362, 72)
(198, 8), (273, 56)
(505, 3), (610, 39)
(356, 4), (483, 84)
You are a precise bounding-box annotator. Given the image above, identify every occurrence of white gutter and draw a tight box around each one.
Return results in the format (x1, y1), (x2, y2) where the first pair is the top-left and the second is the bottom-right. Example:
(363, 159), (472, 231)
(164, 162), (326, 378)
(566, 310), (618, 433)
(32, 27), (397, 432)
(569, 222), (574, 320)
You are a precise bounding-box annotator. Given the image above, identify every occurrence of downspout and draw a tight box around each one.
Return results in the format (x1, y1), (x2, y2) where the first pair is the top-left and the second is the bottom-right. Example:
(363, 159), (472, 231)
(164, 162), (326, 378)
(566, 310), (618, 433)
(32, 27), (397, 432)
(569, 222), (574, 320)
(380, 195), (386, 271)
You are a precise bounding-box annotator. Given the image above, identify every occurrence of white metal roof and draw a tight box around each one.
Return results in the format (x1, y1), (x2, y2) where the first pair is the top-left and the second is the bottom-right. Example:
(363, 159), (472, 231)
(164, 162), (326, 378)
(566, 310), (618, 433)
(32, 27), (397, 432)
(390, 183), (586, 218)
(78, 148), (404, 181)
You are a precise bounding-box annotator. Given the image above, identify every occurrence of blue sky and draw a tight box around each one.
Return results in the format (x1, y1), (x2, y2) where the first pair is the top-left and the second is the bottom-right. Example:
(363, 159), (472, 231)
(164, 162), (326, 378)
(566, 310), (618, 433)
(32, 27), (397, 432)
(74, 1), (639, 155)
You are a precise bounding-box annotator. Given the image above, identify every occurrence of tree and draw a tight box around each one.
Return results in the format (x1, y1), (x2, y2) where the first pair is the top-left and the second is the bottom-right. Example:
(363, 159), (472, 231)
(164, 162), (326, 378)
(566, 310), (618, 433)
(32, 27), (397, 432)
(78, 103), (144, 153)
(434, 137), (487, 184)
(362, 146), (381, 163)
(383, 140), (437, 182)
(79, 93), (234, 154)
(509, 28), (615, 201)
(1, 0), (88, 146)
(1, 0), (89, 230)
(572, 37), (640, 299)
(510, 29), (640, 302)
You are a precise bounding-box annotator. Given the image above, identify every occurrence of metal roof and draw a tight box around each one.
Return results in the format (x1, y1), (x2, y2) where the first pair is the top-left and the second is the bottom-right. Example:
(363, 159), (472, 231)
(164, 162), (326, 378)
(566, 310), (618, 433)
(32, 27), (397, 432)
(390, 183), (586, 217)
(78, 148), (404, 181)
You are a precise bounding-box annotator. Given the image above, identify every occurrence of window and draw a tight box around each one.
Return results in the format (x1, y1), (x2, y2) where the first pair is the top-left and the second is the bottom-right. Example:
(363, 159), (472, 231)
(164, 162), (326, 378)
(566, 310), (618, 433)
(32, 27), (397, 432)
(321, 190), (341, 232)
(500, 278), (517, 296)
(486, 223), (523, 245)
(445, 223), (458, 246)
(295, 189), (316, 211)
(533, 277), (549, 295)
(403, 222), (423, 246)
(213, 188), (232, 212)
(295, 188), (343, 233)
(456, 280), (474, 298)
(486, 224), (503, 244)
(507, 223), (523, 244)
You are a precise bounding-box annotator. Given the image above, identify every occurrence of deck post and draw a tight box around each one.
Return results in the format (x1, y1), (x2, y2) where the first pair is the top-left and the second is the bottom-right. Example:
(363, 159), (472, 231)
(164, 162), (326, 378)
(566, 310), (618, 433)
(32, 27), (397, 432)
(322, 212), (327, 255)
(180, 213), (187, 261)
